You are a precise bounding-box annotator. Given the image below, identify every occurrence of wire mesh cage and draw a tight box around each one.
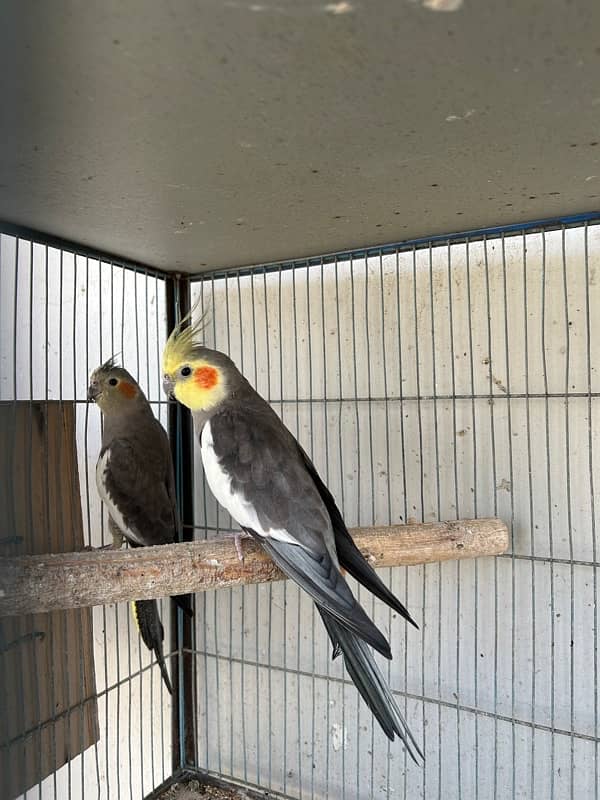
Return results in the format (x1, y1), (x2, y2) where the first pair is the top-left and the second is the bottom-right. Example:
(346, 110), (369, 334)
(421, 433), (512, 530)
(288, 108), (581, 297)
(0, 239), (173, 799)
(0, 217), (599, 799)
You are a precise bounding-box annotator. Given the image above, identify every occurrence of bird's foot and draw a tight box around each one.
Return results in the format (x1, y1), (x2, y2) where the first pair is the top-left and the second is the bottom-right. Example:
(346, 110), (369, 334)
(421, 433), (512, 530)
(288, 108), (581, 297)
(222, 530), (252, 563)
(108, 519), (125, 550)
(82, 519), (125, 551)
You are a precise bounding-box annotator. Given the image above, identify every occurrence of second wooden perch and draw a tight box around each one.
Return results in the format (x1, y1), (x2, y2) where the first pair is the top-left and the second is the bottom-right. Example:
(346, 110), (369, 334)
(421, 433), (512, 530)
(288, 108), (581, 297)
(0, 518), (508, 617)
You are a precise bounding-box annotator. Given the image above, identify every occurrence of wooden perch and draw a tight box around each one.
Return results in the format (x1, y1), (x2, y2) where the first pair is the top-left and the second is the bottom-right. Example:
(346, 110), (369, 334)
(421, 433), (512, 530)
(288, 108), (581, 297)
(0, 518), (508, 617)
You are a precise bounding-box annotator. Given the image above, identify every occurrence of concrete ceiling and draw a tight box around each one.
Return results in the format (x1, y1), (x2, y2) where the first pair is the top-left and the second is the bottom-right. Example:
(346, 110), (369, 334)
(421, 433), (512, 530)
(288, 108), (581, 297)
(1, 0), (599, 273)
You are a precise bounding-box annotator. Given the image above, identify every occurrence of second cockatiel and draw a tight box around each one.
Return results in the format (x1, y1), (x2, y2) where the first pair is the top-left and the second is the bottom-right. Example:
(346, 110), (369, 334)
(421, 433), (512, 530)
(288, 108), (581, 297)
(162, 316), (423, 762)
(88, 359), (178, 694)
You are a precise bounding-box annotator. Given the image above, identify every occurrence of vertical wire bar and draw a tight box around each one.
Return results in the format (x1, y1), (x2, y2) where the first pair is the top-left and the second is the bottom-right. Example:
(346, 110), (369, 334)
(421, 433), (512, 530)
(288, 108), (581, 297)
(411, 247), (426, 522)
(522, 231), (537, 800)
(349, 255), (362, 798)
(583, 223), (599, 796)
(27, 239), (44, 800)
(249, 272), (262, 789)
(540, 229), (556, 800)
(56, 247), (73, 799)
(236, 271), (249, 785)
(197, 279), (210, 771)
(72, 253), (92, 800)
(143, 268), (157, 793)
(393, 248), (410, 799)
(9, 239), (21, 796)
(320, 257), (333, 800)
(363, 255), (377, 800)
(166, 276), (196, 772)
(378, 251), (394, 800)
(408, 247), (421, 792)
(277, 264), (287, 796)
(189, 276), (201, 771)
(146, 270), (156, 786)
(209, 273), (223, 780)
(427, 242), (442, 799)
(137, 272), (146, 792)
(135, 269), (144, 791)
(446, 241), (462, 799)
(189, 276), (200, 769)
(222, 275), (236, 780)
(105, 256), (117, 800)
(115, 261), (127, 798)
(500, 233), (516, 798)
(115, 262), (124, 800)
(155, 272), (167, 786)
(261, 265), (274, 794)
(13, 239), (24, 796)
(43, 243), (60, 800)
(334, 255), (347, 800)
(127, 269), (139, 800)
(210, 275), (226, 774)
(127, 269), (136, 800)
(305, 263), (317, 800)
(349, 256), (361, 527)
(33, 245), (45, 800)
(89, 256), (104, 798)
(410, 246), (426, 795)
(21, 241), (38, 800)
(482, 235), (499, 799)
(291, 263), (304, 799)
(560, 229), (575, 795)
(106, 260), (115, 800)
(464, 238), (480, 798)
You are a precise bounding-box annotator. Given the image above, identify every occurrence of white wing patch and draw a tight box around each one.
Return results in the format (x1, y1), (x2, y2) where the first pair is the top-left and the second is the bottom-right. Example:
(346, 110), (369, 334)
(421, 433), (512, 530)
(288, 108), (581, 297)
(200, 421), (299, 545)
(96, 448), (145, 546)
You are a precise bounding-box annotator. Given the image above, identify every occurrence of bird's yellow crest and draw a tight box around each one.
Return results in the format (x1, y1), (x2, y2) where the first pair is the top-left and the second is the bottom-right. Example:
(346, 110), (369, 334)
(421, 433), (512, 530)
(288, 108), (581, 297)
(162, 304), (227, 412)
(162, 303), (210, 376)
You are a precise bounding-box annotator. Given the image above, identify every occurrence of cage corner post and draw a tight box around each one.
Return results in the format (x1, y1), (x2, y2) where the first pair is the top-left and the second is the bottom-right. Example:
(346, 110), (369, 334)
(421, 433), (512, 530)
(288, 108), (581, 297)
(165, 273), (197, 773)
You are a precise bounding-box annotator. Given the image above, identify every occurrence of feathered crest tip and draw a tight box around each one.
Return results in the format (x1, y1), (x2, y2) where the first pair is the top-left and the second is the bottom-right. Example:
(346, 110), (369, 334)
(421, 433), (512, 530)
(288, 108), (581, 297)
(99, 353), (121, 372)
(164, 297), (211, 363)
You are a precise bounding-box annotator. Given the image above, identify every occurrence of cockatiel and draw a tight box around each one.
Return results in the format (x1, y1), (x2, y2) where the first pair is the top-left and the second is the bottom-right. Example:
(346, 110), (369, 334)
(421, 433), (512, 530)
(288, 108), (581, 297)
(88, 358), (178, 694)
(162, 316), (423, 762)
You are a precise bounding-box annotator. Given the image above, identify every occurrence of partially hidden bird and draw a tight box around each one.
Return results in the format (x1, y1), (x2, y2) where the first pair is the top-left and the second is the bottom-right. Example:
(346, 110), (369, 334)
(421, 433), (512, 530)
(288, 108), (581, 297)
(88, 358), (180, 694)
(161, 313), (423, 762)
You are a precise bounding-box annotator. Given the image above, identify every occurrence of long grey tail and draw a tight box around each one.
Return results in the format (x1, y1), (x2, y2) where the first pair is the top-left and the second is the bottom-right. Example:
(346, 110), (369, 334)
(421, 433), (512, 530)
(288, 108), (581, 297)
(131, 599), (173, 694)
(317, 607), (423, 764)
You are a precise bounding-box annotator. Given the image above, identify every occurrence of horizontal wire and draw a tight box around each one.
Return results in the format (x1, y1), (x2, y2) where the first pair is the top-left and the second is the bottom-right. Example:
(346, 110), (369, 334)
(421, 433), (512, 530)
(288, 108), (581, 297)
(1, 654), (177, 751)
(185, 650), (600, 745)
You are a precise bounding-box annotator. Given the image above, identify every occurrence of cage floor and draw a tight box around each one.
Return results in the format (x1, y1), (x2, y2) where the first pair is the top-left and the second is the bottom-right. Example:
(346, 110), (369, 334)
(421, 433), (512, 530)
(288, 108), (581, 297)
(148, 770), (273, 800)
(159, 779), (253, 799)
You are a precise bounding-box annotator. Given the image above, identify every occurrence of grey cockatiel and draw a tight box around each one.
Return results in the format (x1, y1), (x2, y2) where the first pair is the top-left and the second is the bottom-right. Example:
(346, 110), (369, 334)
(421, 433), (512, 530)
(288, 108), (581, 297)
(162, 318), (423, 761)
(88, 358), (179, 694)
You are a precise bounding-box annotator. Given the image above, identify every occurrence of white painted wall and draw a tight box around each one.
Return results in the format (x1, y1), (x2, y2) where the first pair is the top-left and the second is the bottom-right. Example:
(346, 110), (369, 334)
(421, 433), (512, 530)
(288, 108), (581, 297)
(191, 225), (600, 800)
(0, 235), (172, 800)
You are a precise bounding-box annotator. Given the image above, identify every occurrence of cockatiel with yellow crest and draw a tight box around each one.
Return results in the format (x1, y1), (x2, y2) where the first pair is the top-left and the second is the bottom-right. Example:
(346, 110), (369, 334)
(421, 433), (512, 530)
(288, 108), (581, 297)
(88, 358), (179, 694)
(161, 313), (423, 761)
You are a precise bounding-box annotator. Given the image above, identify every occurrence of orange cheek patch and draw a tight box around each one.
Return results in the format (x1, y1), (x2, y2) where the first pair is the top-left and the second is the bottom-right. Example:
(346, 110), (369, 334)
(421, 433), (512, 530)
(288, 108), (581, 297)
(118, 381), (137, 399)
(194, 365), (219, 390)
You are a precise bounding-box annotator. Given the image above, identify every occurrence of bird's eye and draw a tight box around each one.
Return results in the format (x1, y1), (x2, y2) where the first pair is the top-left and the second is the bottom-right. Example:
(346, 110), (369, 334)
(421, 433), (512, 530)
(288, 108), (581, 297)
(181, 366), (192, 377)
(108, 378), (118, 386)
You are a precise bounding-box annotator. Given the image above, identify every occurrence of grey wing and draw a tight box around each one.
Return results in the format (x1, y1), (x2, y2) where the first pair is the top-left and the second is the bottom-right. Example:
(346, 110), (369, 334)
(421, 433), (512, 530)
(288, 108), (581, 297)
(210, 403), (334, 550)
(210, 403), (391, 658)
(100, 430), (177, 547)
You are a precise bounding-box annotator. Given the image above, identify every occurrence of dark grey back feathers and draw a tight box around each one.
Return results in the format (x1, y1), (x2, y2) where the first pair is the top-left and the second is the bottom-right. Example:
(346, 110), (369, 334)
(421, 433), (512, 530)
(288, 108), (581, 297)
(101, 411), (178, 547)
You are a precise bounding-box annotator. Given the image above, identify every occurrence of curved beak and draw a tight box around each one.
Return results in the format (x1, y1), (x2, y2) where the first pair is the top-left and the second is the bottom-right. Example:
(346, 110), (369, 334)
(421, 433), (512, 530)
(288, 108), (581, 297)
(87, 382), (100, 402)
(162, 374), (175, 399)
